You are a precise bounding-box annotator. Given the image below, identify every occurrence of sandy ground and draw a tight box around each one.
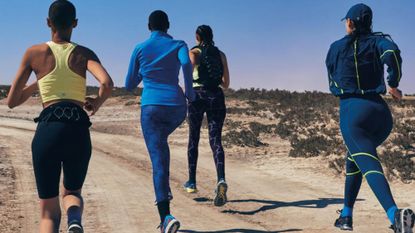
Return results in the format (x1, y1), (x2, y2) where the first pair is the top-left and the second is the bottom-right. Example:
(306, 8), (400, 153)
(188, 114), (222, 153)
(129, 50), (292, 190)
(0, 98), (414, 233)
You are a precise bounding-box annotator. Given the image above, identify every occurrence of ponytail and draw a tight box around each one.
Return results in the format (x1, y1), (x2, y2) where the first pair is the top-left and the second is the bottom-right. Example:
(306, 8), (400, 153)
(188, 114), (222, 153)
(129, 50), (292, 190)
(350, 14), (372, 41)
(196, 25), (214, 46)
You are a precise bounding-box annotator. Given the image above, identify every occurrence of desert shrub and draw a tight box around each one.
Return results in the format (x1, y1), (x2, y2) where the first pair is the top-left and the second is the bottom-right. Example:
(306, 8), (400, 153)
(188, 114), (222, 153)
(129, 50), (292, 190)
(222, 121), (275, 148)
(226, 107), (247, 115)
(289, 135), (330, 158)
(225, 120), (242, 129)
(223, 129), (267, 148)
(275, 123), (292, 139)
(329, 157), (346, 174)
(0, 86), (10, 99)
(380, 149), (414, 183)
(248, 122), (275, 136)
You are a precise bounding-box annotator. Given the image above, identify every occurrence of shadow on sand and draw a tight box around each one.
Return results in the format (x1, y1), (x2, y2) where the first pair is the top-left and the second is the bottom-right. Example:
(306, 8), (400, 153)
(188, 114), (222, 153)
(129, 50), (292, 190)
(194, 197), (364, 215)
(179, 229), (302, 233)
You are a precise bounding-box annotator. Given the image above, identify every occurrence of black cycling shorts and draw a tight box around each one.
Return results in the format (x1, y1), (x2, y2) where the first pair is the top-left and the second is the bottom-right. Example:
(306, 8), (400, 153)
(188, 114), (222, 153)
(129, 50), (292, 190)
(31, 102), (92, 199)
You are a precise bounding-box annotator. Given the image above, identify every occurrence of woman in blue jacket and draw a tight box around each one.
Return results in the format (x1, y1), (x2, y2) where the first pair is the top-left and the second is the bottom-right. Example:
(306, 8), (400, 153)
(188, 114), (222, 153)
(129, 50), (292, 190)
(326, 3), (414, 232)
(125, 10), (195, 233)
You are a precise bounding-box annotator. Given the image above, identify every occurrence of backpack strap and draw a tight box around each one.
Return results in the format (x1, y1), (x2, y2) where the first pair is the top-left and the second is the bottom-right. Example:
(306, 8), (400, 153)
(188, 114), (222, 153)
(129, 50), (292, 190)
(371, 32), (394, 42)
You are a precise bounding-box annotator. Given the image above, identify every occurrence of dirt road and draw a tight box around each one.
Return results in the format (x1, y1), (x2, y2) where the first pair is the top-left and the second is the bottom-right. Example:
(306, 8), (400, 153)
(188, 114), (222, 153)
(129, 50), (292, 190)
(0, 116), (413, 233)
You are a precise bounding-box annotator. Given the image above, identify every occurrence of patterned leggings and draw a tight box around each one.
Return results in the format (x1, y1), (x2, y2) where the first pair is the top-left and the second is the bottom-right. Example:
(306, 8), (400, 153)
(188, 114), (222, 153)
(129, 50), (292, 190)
(187, 87), (226, 183)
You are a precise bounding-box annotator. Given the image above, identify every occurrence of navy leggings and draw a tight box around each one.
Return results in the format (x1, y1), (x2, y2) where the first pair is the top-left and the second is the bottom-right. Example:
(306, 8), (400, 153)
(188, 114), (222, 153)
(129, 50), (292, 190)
(141, 104), (186, 203)
(340, 94), (396, 213)
(187, 87), (226, 183)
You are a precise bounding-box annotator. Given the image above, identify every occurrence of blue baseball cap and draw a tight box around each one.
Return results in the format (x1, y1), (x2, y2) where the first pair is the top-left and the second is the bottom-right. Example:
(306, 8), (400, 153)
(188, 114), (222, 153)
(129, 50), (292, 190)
(342, 3), (372, 23)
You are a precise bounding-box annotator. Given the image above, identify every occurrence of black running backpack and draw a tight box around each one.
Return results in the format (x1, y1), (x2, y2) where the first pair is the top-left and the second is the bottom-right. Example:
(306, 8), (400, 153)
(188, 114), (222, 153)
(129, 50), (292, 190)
(194, 45), (224, 89)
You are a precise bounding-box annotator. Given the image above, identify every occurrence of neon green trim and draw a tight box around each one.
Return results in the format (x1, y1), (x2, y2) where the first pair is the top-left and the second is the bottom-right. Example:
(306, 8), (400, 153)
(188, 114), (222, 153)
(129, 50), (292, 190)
(380, 50), (402, 82)
(392, 51), (401, 82)
(351, 152), (380, 162)
(347, 171), (361, 176)
(345, 148), (361, 172)
(331, 75), (339, 88)
(329, 74), (344, 94)
(354, 40), (361, 90)
(346, 146), (357, 163)
(380, 50), (395, 59)
(363, 170), (384, 177)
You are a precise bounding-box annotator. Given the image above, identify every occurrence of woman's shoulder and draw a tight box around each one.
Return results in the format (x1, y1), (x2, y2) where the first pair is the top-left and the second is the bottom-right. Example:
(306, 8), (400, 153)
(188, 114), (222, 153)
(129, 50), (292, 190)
(26, 43), (50, 55)
(72, 44), (100, 62)
(72, 43), (93, 53)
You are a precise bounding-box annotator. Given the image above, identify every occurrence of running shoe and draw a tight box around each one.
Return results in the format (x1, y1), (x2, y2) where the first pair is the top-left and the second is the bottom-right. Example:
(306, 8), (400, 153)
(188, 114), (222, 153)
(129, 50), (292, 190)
(391, 208), (415, 233)
(334, 210), (353, 231)
(159, 215), (180, 233)
(67, 222), (83, 233)
(213, 179), (228, 207)
(183, 181), (198, 193)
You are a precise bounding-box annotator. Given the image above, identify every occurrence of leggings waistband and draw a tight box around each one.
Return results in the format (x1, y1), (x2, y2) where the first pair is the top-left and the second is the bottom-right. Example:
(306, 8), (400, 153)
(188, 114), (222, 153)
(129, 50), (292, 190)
(34, 102), (91, 126)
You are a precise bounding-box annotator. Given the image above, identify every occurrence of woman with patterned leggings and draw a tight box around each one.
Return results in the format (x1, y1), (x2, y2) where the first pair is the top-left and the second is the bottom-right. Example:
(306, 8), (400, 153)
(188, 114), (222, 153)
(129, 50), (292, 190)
(183, 25), (230, 207)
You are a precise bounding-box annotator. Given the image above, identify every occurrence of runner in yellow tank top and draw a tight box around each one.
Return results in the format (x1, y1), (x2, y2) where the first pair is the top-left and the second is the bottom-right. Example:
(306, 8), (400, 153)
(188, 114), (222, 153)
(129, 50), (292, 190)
(7, 1), (113, 233)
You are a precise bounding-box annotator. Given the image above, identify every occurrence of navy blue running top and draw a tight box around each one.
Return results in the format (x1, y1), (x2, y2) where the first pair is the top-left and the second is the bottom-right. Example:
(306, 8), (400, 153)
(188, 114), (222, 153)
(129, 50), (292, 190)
(326, 33), (402, 96)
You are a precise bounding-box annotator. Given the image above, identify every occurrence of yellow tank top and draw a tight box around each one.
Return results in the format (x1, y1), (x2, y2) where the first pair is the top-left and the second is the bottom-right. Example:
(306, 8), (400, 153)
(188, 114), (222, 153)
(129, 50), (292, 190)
(192, 47), (203, 88)
(38, 41), (86, 103)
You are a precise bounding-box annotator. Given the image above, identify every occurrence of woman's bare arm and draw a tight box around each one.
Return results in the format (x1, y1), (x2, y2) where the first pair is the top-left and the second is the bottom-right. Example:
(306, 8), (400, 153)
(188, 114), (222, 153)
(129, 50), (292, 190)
(7, 48), (37, 108)
(189, 49), (199, 69)
(220, 52), (230, 89)
(85, 49), (113, 115)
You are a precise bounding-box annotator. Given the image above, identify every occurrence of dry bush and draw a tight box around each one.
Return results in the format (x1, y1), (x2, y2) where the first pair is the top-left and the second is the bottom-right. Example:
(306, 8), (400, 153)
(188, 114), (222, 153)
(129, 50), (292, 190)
(223, 129), (267, 148)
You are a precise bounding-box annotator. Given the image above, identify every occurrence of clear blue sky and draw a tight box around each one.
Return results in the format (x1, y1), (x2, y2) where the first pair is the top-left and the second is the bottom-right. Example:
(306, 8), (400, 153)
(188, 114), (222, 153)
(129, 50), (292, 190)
(0, 0), (414, 93)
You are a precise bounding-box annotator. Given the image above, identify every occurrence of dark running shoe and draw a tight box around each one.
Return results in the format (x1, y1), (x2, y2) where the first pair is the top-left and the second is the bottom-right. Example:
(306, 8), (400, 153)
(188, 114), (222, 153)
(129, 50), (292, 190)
(183, 181), (198, 193)
(67, 222), (83, 233)
(214, 179), (228, 207)
(334, 210), (353, 231)
(391, 208), (415, 233)
(159, 215), (180, 233)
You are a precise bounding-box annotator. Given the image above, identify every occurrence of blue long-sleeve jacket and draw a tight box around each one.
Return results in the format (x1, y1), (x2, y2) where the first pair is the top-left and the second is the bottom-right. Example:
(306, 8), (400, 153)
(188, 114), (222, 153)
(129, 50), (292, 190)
(326, 33), (402, 96)
(125, 31), (195, 106)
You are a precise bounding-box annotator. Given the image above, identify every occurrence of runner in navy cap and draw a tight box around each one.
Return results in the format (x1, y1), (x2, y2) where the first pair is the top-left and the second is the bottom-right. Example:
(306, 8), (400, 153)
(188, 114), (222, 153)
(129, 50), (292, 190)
(326, 3), (415, 233)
